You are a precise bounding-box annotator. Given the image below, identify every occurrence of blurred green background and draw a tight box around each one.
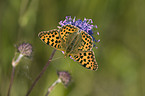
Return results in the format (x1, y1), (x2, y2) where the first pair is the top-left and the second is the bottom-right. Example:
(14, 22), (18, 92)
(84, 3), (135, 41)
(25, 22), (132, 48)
(0, 0), (145, 96)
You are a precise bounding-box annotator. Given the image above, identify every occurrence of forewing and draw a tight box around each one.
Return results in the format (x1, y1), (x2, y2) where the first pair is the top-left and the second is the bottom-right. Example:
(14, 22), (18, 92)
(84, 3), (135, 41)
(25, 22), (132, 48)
(59, 24), (78, 42)
(38, 29), (63, 51)
(71, 51), (98, 71)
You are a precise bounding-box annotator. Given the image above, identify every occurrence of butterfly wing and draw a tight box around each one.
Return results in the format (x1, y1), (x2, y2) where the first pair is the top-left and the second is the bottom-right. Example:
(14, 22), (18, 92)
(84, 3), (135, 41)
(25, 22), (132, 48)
(59, 24), (79, 42)
(78, 31), (93, 51)
(38, 29), (63, 51)
(71, 51), (98, 71)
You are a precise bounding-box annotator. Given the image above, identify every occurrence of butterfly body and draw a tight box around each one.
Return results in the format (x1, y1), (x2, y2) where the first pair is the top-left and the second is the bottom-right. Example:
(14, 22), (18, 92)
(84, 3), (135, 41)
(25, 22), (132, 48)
(38, 24), (98, 71)
(63, 32), (82, 57)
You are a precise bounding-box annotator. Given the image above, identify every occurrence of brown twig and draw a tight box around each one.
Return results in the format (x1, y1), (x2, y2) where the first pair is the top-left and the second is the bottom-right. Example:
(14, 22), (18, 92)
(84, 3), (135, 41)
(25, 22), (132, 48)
(7, 66), (15, 96)
(26, 49), (56, 96)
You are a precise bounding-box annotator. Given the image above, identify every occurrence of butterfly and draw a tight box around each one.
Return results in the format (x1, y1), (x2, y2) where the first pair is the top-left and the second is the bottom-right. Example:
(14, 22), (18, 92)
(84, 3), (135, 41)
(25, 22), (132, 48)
(38, 24), (98, 71)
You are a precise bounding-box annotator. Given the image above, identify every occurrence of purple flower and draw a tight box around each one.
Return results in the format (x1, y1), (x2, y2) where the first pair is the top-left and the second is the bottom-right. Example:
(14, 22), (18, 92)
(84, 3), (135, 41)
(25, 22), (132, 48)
(59, 16), (100, 47)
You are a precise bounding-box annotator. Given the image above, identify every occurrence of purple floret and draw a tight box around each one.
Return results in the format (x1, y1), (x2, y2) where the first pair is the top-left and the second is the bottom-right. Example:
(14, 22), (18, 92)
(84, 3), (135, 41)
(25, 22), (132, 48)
(59, 16), (100, 47)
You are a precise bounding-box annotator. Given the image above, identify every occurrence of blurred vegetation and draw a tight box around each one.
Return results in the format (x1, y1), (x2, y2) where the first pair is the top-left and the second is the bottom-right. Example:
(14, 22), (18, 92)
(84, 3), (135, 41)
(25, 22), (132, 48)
(0, 0), (145, 96)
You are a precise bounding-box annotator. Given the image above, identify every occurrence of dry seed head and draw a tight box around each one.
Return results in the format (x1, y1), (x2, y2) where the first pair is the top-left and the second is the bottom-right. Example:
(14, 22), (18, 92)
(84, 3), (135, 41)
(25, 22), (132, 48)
(57, 71), (71, 86)
(17, 43), (32, 57)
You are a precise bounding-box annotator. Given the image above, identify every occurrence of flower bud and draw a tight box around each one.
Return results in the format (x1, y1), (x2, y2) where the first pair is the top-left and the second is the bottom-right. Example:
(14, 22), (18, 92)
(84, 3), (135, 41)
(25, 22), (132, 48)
(57, 71), (71, 86)
(17, 43), (32, 57)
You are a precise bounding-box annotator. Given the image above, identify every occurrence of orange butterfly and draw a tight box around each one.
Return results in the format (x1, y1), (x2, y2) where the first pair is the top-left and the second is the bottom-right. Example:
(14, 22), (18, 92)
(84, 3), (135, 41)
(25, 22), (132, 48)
(38, 24), (98, 71)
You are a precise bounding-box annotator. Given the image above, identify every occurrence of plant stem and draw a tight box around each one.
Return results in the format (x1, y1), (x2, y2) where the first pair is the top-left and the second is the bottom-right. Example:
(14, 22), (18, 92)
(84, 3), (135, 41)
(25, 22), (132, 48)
(12, 54), (23, 67)
(45, 78), (61, 96)
(7, 66), (15, 96)
(7, 53), (23, 96)
(26, 49), (56, 96)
